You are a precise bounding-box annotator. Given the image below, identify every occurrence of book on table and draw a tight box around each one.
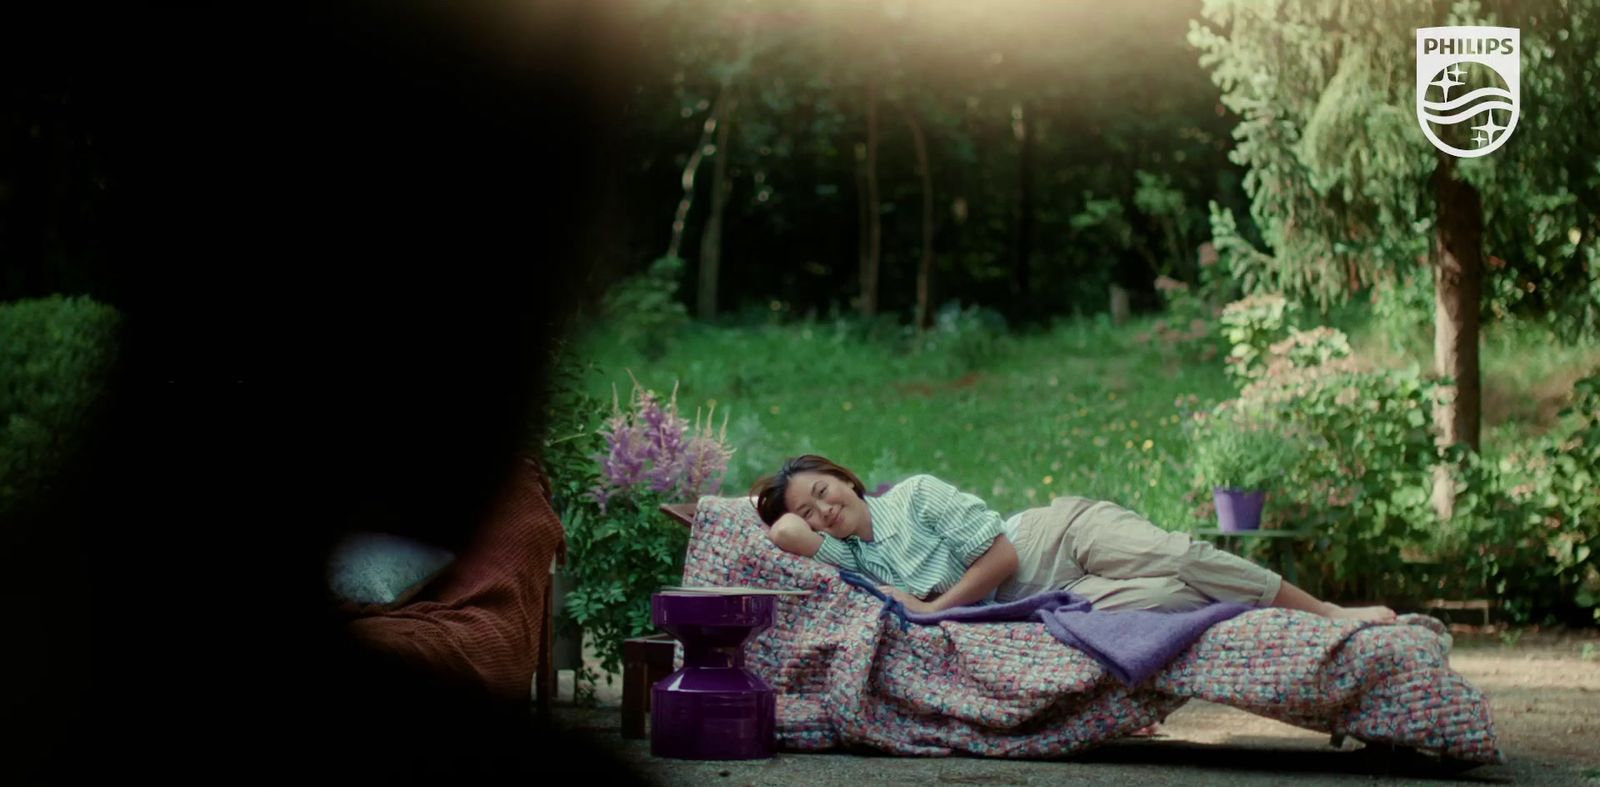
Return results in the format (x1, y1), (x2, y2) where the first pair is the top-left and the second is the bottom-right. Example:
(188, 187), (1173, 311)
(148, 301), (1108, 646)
(658, 585), (812, 596)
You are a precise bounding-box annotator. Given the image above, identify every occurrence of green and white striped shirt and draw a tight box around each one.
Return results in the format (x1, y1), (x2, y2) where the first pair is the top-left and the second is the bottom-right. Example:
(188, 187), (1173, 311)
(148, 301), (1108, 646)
(813, 474), (1007, 598)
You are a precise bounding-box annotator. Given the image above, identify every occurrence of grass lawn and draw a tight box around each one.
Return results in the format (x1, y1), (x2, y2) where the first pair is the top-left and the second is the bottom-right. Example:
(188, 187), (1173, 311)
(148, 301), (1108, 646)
(569, 308), (1600, 534)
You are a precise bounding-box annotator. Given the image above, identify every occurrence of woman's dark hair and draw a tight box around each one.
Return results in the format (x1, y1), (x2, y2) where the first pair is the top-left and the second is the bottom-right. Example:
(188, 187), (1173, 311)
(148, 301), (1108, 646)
(750, 454), (866, 525)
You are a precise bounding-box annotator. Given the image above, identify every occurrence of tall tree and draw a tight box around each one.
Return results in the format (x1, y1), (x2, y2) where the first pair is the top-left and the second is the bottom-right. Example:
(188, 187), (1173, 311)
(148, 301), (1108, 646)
(624, 0), (1254, 321)
(858, 78), (882, 317)
(694, 12), (760, 320)
(665, 88), (727, 262)
(697, 94), (736, 320)
(905, 104), (935, 331)
(1011, 99), (1036, 322)
(1190, 0), (1600, 514)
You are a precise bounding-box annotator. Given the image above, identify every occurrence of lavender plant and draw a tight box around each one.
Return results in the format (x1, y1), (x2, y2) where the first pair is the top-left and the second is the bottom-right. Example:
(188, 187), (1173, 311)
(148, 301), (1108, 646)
(560, 376), (734, 694)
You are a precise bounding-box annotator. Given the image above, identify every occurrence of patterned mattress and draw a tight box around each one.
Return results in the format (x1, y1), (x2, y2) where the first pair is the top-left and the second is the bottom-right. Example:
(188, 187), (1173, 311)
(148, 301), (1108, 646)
(678, 495), (1504, 764)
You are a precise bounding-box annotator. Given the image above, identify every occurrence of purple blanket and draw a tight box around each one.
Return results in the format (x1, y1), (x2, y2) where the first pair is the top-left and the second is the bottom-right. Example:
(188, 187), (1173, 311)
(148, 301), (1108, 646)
(839, 570), (1252, 686)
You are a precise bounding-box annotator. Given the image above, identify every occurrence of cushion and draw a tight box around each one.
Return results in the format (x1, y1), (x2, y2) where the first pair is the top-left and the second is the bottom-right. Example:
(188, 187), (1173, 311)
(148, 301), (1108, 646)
(344, 457), (567, 702)
(327, 531), (456, 608)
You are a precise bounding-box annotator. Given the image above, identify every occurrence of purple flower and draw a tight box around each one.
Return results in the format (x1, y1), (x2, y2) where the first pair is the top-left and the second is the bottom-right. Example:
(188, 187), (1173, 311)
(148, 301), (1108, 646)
(592, 379), (733, 506)
(589, 484), (612, 515)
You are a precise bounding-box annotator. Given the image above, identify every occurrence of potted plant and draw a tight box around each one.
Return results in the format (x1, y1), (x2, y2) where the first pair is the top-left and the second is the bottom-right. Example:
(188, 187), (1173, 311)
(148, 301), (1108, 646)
(1190, 412), (1303, 532)
(551, 376), (736, 701)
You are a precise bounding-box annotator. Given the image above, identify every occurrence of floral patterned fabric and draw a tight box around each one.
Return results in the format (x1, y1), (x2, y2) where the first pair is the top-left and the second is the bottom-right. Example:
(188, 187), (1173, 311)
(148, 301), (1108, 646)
(680, 495), (1504, 764)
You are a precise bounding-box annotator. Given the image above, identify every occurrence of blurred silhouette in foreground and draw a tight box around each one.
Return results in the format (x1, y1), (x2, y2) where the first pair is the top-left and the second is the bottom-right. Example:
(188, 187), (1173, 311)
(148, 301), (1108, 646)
(8, 2), (648, 783)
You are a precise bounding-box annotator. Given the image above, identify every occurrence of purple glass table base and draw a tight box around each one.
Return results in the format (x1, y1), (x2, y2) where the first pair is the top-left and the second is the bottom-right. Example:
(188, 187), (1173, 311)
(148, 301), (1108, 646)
(649, 591), (777, 760)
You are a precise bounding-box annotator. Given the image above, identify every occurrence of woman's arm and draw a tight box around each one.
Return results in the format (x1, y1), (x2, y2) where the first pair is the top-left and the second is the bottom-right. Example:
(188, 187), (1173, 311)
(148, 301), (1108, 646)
(767, 512), (822, 557)
(883, 534), (1019, 613)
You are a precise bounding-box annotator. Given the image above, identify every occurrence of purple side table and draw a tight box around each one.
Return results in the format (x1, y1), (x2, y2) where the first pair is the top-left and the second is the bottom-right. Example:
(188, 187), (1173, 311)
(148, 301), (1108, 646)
(649, 591), (776, 760)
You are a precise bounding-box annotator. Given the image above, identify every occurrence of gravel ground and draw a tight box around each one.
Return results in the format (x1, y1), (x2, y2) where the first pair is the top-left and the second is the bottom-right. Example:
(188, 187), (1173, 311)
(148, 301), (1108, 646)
(550, 629), (1600, 786)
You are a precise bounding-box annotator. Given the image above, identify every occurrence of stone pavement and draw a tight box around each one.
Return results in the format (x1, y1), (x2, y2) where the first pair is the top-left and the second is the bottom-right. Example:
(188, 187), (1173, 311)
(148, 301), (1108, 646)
(548, 631), (1600, 786)
(551, 698), (1597, 786)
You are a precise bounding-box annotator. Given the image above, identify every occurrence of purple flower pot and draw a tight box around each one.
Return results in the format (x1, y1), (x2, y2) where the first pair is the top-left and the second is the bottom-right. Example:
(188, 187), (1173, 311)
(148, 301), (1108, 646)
(649, 592), (776, 760)
(1214, 487), (1266, 532)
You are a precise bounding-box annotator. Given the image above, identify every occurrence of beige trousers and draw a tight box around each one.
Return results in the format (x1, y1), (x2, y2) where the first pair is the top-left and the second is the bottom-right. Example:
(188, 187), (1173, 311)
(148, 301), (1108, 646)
(993, 495), (1283, 611)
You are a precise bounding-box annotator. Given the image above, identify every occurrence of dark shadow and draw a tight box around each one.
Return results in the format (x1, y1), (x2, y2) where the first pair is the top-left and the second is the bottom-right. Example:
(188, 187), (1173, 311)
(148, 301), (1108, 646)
(1074, 739), (1508, 782)
(7, 1), (648, 784)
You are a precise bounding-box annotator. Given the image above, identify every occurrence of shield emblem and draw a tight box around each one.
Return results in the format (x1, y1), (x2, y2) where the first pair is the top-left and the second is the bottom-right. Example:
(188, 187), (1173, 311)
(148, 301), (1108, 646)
(1416, 26), (1520, 158)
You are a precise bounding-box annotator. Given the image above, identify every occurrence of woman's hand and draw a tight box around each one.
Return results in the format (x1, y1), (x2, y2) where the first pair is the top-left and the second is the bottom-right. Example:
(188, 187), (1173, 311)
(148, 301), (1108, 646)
(879, 585), (935, 615)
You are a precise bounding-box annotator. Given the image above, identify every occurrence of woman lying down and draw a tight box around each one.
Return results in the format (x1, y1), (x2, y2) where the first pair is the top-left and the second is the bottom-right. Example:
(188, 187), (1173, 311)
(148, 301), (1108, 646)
(751, 454), (1395, 622)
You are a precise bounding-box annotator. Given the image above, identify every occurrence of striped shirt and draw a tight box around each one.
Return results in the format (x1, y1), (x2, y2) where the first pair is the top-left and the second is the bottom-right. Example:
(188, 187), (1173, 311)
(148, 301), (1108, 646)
(813, 474), (1007, 599)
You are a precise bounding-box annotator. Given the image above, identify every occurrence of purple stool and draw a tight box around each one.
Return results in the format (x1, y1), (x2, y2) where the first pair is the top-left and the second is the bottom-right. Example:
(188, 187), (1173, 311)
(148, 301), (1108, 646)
(649, 591), (776, 760)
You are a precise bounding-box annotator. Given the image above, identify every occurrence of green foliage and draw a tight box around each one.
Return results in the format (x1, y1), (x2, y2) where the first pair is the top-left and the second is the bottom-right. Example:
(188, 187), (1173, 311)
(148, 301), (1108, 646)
(1188, 409), (1304, 491)
(914, 301), (1010, 376)
(1441, 371), (1600, 623)
(551, 373), (735, 696)
(619, 0), (1248, 322)
(537, 343), (609, 702)
(1218, 294), (1301, 384)
(1205, 201), (1279, 299)
(602, 256), (691, 360)
(568, 312), (1236, 545)
(1205, 314), (1600, 619)
(1189, 0), (1436, 308)
(1275, 325), (1354, 371)
(0, 295), (121, 521)
(1192, 0), (1600, 344)
(561, 492), (691, 691)
(1218, 324), (1443, 600)
(1453, 0), (1600, 340)
(1148, 278), (1223, 363)
(567, 306), (1600, 640)
(1369, 269), (1436, 351)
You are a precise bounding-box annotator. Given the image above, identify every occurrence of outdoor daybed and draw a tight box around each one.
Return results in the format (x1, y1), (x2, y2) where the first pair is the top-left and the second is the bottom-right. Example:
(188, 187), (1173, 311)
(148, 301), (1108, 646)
(632, 495), (1504, 766)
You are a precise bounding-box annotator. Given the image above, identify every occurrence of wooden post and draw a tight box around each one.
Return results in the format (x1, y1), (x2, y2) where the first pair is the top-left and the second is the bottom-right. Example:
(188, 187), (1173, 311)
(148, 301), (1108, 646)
(1109, 284), (1131, 326)
(621, 634), (677, 740)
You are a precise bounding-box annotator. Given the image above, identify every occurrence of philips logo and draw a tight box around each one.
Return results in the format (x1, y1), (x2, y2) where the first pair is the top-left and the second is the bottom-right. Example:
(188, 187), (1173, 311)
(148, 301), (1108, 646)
(1416, 26), (1521, 158)
(1421, 36), (1516, 56)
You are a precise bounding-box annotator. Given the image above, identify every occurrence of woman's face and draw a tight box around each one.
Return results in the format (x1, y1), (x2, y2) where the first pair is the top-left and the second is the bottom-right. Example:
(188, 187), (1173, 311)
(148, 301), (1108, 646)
(782, 470), (868, 540)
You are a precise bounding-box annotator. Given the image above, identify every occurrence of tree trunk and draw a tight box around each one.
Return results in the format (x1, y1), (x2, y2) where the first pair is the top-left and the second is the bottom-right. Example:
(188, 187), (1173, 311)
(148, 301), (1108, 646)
(666, 87), (729, 262)
(854, 140), (870, 312)
(905, 107), (934, 333)
(1160, 217), (1181, 275)
(859, 79), (881, 318)
(1430, 157), (1484, 519)
(697, 96), (736, 321)
(1011, 100), (1036, 323)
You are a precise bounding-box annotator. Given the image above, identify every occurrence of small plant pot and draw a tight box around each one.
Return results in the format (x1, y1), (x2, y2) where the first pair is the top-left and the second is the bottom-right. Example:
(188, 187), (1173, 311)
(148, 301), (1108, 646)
(1213, 487), (1266, 532)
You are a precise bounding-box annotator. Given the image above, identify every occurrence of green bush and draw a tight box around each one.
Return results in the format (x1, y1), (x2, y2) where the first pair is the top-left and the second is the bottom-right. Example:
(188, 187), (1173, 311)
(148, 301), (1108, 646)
(0, 295), (121, 521)
(1441, 373), (1600, 624)
(553, 375), (736, 698)
(1219, 293), (1301, 385)
(1369, 271), (1435, 352)
(823, 311), (906, 350)
(1273, 326), (1353, 370)
(601, 256), (690, 360)
(1217, 327), (1441, 601)
(914, 301), (1009, 376)
(1149, 278), (1222, 363)
(1215, 320), (1600, 618)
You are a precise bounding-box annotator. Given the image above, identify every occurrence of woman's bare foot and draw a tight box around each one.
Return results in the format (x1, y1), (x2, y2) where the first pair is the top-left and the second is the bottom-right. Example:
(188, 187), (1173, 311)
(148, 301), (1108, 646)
(1126, 722), (1162, 737)
(1324, 604), (1397, 622)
